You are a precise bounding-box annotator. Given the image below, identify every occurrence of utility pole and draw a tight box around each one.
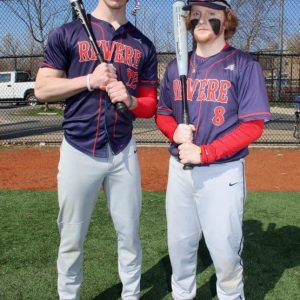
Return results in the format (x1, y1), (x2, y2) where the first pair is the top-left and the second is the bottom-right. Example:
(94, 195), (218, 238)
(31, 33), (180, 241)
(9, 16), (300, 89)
(278, 0), (285, 102)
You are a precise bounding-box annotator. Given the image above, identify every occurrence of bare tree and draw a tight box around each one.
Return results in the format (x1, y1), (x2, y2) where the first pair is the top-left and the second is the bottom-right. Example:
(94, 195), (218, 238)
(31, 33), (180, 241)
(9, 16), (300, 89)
(1, 0), (71, 110)
(146, 9), (160, 50)
(286, 32), (300, 53)
(19, 32), (43, 76)
(136, 6), (165, 52)
(1, 0), (71, 52)
(231, 0), (281, 52)
(0, 30), (44, 75)
(0, 34), (21, 69)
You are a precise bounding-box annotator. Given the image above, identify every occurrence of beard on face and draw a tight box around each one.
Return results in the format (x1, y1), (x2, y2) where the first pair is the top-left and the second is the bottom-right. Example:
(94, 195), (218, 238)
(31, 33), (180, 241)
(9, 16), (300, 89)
(194, 31), (214, 43)
(192, 18), (223, 43)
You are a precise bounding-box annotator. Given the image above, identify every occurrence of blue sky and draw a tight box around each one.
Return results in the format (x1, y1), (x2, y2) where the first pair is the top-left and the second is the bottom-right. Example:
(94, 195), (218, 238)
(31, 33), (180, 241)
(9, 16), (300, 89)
(284, 0), (300, 35)
(0, 0), (140, 39)
(0, 0), (299, 52)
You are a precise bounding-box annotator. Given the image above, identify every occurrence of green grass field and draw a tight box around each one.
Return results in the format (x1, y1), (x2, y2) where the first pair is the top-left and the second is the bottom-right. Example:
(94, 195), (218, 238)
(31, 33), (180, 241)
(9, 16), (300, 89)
(0, 191), (299, 300)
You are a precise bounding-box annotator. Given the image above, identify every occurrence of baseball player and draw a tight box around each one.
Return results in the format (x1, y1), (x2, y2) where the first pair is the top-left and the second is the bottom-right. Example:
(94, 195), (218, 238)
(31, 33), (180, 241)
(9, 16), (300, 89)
(34, 0), (158, 299)
(156, 1), (271, 299)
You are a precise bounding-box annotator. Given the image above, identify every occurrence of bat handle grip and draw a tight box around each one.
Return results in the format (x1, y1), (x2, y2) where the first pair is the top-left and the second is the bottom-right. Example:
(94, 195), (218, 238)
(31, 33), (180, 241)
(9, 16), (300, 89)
(179, 75), (193, 170)
(100, 65), (127, 113)
(92, 37), (128, 113)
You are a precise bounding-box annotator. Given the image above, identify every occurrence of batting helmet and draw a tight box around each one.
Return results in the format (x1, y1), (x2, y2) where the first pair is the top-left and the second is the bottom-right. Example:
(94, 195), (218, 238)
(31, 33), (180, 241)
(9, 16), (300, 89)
(183, 0), (231, 11)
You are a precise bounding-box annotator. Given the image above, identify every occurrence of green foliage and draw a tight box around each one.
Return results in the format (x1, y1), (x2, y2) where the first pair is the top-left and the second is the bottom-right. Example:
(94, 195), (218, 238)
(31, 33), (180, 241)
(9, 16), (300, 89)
(0, 191), (299, 299)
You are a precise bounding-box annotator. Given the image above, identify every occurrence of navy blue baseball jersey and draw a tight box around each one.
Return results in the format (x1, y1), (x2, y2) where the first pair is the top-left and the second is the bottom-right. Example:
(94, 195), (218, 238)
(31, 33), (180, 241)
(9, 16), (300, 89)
(157, 46), (271, 162)
(42, 15), (158, 157)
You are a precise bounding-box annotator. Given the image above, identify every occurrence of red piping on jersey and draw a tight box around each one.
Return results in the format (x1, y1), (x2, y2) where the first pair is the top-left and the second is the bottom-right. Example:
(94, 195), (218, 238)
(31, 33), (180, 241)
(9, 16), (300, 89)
(112, 33), (125, 152)
(158, 106), (173, 112)
(194, 49), (238, 137)
(238, 111), (271, 119)
(189, 43), (230, 72)
(91, 21), (107, 43)
(41, 62), (55, 68)
(93, 92), (103, 156)
(92, 21), (116, 62)
(125, 27), (135, 33)
(90, 22), (107, 156)
(204, 50), (238, 79)
(92, 22), (125, 152)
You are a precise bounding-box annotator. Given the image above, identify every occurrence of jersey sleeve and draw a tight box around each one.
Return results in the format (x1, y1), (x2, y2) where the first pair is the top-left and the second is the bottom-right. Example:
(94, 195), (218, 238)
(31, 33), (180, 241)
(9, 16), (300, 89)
(237, 60), (271, 122)
(157, 63), (174, 116)
(41, 26), (69, 71)
(138, 43), (158, 89)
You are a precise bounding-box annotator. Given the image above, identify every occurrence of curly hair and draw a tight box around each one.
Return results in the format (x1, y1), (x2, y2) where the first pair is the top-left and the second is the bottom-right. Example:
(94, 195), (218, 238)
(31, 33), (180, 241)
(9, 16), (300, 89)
(185, 9), (239, 40)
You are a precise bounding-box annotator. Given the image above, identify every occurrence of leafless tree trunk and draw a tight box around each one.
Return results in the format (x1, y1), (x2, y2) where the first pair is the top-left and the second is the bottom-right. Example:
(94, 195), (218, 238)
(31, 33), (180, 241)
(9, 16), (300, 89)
(2, 0), (71, 52)
(231, 0), (281, 52)
(0, 34), (20, 69)
(1, 0), (71, 110)
(287, 33), (300, 53)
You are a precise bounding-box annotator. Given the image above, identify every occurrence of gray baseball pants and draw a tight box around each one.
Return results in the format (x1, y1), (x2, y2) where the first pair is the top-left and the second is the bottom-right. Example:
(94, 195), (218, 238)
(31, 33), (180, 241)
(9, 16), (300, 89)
(167, 156), (246, 300)
(57, 137), (142, 300)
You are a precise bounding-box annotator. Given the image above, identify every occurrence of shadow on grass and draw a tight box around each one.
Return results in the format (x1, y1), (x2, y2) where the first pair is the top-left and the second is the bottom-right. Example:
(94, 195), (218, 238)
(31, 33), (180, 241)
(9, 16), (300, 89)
(92, 220), (299, 299)
(92, 255), (171, 300)
(242, 220), (300, 299)
(92, 240), (213, 300)
(197, 220), (300, 299)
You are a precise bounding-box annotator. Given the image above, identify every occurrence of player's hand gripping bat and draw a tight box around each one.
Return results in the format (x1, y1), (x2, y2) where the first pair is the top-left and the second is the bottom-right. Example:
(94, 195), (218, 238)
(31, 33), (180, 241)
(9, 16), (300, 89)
(69, 0), (127, 113)
(173, 0), (193, 170)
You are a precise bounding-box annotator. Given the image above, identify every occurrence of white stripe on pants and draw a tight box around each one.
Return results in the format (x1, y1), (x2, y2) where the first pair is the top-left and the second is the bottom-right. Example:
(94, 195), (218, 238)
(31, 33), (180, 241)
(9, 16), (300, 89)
(57, 137), (142, 300)
(167, 156), (246, 300)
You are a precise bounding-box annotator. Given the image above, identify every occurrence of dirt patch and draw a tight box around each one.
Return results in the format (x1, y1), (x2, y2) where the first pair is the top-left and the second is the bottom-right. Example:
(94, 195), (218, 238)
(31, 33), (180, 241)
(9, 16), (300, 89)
(0, 147), (299, 191)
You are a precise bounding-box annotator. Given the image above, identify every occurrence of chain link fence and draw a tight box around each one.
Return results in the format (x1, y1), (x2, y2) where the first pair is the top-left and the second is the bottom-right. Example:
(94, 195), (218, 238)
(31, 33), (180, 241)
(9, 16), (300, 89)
(0, 0), (299, 145)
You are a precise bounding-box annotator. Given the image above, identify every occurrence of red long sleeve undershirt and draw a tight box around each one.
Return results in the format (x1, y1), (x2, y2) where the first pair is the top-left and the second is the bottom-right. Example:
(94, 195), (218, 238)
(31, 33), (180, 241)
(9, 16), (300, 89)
(130, 86), (157, 118)
(155, 114), (264, 164)
(155, 115), (178, 142)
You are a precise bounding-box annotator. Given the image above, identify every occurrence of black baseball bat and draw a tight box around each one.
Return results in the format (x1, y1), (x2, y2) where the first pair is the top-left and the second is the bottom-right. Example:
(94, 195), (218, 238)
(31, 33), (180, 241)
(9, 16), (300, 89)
(173, 0), (193, 170)
(69, 0), (127, 113)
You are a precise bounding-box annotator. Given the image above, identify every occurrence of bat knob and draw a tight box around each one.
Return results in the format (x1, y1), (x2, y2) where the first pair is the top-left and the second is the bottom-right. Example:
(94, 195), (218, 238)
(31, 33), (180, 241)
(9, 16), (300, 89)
(115, 102), (128, 113)
(183, 163), (193, 170)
